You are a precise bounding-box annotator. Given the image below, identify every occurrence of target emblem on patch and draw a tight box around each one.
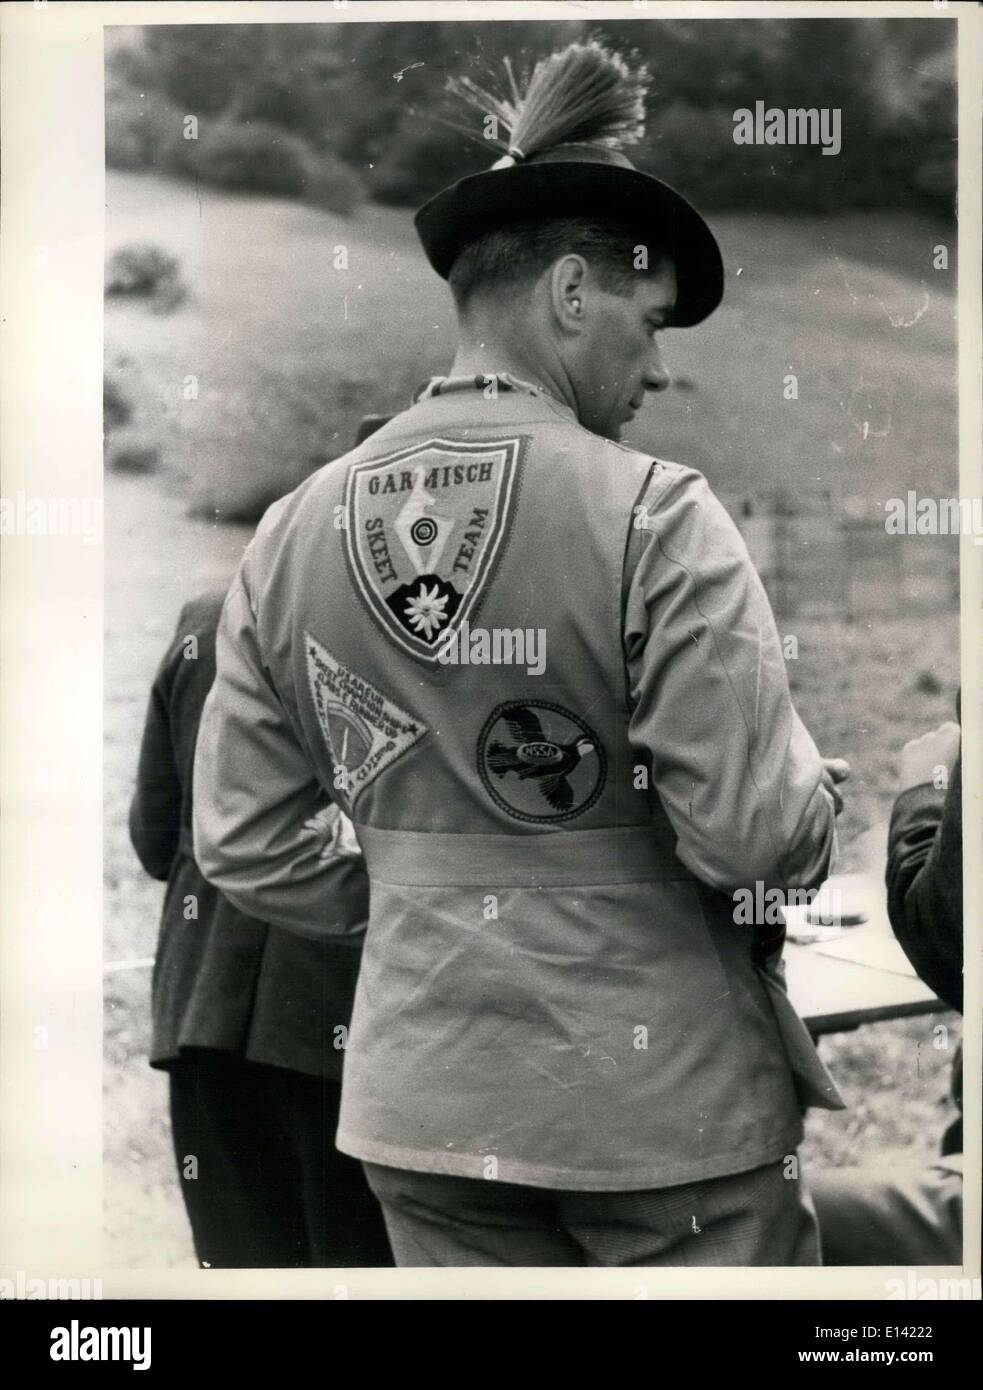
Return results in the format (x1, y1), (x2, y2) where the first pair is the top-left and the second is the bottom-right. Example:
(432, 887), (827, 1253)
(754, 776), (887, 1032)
(410, 517), (438, 546)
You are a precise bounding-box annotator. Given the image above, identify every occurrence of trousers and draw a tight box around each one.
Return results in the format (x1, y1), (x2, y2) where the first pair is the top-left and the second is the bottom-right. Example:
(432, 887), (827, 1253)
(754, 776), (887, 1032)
(168, 1053), (393, 1268)
(362, 1158), (820, 1267)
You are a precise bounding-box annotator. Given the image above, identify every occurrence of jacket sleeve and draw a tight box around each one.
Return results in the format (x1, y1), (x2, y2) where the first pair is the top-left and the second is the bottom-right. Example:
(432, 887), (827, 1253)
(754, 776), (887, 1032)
(886, 755), (963, 1013)
(128, 626), (184, 882)
(192, 555), (369, 941)
(624, 464), (836, 895)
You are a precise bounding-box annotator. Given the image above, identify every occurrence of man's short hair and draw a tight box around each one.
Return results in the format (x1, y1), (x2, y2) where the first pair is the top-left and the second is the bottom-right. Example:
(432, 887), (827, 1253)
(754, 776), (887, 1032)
(447, 216), (672, 310)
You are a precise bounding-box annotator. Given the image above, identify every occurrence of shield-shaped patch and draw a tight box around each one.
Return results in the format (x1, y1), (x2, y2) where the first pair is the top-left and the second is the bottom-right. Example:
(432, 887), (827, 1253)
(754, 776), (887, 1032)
(344, 437), (521, 664)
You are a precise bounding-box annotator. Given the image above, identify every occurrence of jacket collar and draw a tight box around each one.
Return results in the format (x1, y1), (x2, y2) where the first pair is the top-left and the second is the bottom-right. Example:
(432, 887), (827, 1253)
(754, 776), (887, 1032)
(407, 372), (579, 429)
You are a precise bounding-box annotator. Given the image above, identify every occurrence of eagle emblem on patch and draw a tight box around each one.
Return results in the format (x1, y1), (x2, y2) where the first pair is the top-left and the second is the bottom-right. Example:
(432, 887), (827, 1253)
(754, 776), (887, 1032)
(306, 634), (427, 810)
(477, 701), (607, 824)
(344, 437), (521, 664)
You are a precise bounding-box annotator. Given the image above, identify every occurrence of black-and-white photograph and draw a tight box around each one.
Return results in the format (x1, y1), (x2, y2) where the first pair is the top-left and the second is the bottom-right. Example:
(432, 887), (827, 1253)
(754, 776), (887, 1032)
(3, 0), (981, 1321)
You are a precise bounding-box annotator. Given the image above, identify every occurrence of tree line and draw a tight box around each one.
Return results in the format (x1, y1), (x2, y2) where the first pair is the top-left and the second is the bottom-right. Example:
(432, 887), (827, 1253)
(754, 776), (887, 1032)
(107, 18), (956, 216)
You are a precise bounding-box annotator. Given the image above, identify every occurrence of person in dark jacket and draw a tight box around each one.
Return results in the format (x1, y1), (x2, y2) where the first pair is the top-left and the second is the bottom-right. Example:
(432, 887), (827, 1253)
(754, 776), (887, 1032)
(129, 591), (393, 1269)
(811, 713), (964, 1265)
(888, 725), (963, 1016)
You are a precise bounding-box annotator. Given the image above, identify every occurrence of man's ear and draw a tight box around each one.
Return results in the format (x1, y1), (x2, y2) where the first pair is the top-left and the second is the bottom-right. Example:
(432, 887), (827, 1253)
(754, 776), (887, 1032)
(550, 254), (588, 333)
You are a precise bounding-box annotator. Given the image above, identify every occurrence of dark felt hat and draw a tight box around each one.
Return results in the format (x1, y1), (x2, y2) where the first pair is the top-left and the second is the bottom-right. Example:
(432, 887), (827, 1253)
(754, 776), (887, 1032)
(415, 143), (723, 328)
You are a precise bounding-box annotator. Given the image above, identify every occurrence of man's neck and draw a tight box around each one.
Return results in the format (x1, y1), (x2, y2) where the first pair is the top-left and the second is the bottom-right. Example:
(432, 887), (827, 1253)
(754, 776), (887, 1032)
(450, 335), (576, 416)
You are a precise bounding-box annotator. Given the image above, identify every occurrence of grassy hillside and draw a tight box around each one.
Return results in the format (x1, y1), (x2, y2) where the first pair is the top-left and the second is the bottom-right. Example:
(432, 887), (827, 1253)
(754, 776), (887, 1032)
(106, 171), (956, 517)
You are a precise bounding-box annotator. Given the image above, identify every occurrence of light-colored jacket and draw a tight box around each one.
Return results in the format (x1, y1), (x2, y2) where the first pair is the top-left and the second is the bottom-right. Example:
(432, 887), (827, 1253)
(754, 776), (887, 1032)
(194, 378), (842, 1191)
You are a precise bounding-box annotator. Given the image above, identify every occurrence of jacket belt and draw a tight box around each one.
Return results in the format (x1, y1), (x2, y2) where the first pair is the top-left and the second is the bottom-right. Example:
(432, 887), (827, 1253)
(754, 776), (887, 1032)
(356, 824), (687, 888)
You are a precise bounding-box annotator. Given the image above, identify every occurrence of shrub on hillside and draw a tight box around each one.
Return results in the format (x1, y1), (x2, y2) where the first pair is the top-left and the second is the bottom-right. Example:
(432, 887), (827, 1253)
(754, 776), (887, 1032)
(191, 121), (311, 197)
(106, 243), (187, 313)
(104, 372), (133, 432)
(187, 121), (364, 214)
(106, 433), (161, 476)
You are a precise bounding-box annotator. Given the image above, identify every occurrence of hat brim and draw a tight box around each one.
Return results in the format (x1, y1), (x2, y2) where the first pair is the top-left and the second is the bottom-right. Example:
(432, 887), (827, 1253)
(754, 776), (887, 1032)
(414, 162), (723, 327)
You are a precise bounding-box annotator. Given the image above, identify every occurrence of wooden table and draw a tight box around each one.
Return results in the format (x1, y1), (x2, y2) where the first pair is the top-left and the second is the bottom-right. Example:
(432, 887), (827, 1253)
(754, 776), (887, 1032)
(782, 823), (946, 1035)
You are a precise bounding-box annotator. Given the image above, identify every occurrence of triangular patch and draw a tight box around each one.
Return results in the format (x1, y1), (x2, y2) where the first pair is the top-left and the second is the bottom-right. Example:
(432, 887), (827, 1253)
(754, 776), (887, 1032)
(344, 436), (521, 664)
(305, 634), (427, 809)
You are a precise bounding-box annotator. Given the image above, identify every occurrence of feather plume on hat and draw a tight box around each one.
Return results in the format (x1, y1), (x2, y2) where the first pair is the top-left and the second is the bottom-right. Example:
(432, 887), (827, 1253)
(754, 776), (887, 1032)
(449, 41), (650, 167)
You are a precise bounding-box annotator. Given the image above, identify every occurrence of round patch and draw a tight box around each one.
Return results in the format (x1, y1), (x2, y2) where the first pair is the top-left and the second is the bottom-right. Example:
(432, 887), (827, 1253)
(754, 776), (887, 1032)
(477, 701), (606, 823)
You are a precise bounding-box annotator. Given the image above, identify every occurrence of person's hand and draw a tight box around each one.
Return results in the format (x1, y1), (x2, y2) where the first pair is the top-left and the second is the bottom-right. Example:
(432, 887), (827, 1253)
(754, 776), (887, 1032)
(821, 757), (850, 816)
(898, 722), (961, 793)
